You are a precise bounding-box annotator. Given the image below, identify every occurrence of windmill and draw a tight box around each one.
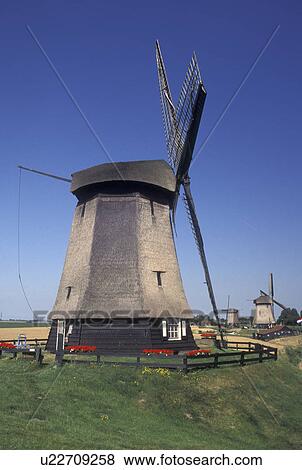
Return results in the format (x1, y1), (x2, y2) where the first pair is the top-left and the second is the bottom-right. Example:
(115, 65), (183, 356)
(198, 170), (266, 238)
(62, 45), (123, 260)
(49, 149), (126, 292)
(253, 273), (286, 326)
(155, 41), (224, 341)
(17, 41), (223, 355)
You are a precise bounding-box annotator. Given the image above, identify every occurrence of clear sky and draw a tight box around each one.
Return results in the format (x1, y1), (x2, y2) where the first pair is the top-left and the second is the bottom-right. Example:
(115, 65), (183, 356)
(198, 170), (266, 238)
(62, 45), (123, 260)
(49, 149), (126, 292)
(1, 0), (301, 319)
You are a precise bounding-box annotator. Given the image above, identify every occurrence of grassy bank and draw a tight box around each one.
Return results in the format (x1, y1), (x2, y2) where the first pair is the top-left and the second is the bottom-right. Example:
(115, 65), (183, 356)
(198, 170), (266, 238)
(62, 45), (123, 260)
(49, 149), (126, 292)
(0, 340), (301, 450)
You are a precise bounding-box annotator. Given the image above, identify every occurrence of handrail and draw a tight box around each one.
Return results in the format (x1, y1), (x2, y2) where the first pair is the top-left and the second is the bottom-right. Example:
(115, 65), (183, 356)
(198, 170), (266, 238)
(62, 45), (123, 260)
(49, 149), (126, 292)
(0, 339), (278, 370)
(0, 338), (47, 343)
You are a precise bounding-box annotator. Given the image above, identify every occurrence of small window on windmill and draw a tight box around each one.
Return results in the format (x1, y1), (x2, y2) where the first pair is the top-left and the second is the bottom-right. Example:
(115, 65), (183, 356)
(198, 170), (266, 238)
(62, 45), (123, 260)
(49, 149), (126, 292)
(81, 203), (86, 218)
(155, 271), (164, 287)
(150, 200), (155, 217)
(66, 286), (72, 300)
(167, 319), (181, 341)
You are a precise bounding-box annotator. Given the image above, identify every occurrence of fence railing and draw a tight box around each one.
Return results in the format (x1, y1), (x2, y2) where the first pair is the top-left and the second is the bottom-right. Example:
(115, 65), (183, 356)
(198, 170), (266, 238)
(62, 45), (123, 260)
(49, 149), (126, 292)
(0, 346), (44, 365)
(55, 341), (278, 371)
(0, 338), (48, 347)
(0, 340), (278, 371)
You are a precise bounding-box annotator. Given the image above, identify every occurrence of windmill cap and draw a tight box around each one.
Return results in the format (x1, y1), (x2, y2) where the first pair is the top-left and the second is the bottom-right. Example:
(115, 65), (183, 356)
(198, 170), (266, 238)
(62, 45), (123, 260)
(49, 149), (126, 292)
(253, 294), (272, 305)
(71, 159), (176, 196)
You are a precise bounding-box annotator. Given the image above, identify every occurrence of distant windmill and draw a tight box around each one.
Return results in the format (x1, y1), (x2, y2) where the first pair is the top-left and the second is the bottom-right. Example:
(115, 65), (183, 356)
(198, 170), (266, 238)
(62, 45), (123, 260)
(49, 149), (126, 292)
(156, 41), (224, 341)
(253, 273), (286, 327)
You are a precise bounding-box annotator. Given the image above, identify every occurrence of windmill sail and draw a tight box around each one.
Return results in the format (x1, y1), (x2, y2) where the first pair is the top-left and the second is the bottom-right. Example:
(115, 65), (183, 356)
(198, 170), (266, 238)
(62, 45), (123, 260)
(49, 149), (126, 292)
(156, 42), (224, 342)
(174, 53), (206, 178)
(156, 42), (206, 174)
(155, 40), (179, 169)
(183, 186), (224, 337)
(269, 273), (274, 299)
(156, 42), (206, 214)
(260, 290), (286, 311)
(269, 272), (274, 319)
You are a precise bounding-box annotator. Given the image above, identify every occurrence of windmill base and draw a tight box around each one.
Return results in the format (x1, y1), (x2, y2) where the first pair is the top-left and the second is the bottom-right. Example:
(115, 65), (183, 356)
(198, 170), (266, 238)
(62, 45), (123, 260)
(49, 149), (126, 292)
(46, 318), (197, 355)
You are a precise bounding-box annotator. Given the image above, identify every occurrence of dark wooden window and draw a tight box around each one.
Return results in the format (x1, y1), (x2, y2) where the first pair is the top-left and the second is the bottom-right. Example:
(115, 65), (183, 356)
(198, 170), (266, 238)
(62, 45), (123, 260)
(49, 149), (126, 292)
(66, 286), (72, 300)
(153, 270), (165, 287)
(150, 200), (154, 216)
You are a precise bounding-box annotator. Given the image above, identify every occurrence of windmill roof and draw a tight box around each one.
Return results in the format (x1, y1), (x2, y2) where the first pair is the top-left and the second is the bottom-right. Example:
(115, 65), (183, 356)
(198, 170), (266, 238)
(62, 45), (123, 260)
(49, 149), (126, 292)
(253, 294), (272, 305)
(71, 160), (176, 195)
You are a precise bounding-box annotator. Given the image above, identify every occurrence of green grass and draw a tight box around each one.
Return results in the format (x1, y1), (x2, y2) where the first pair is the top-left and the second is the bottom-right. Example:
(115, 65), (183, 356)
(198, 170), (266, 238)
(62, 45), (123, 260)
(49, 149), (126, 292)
(0, 345), (301, 450)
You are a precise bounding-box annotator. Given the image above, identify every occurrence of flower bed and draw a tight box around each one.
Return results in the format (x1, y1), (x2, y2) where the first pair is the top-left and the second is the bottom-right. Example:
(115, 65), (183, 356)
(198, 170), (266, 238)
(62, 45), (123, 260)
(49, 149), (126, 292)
(65, 345), (97, 353)
(142, 349), (176, 356)
(186, 349), (211, 357)
(200, 333), (216, 338)
(0, 342), (16, 349)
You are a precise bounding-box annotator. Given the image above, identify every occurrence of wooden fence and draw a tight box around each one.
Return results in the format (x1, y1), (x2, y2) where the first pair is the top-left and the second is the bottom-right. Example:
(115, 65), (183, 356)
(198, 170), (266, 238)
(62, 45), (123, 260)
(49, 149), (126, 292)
(0, 346), (44, 365)
(0, 339), (278, 372)
(55, 341), (278, 372)
(0, 338), (47, 347)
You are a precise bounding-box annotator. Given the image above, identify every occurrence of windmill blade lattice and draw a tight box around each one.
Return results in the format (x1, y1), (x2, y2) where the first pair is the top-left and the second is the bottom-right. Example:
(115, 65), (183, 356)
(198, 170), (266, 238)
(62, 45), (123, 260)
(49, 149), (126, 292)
(156, 42), (206, 173)
(174, 53), (205, 174)
(156, 41), (224, 342)
(183, 189), (223, 337)
(155, 41), (180, 169)
(183, 193), (199, 246)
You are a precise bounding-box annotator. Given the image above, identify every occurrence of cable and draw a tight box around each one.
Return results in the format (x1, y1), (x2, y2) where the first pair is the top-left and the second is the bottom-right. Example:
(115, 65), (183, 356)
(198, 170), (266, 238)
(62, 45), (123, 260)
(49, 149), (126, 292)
(241, 367), (279, 425)
(17, 167), (34, 314)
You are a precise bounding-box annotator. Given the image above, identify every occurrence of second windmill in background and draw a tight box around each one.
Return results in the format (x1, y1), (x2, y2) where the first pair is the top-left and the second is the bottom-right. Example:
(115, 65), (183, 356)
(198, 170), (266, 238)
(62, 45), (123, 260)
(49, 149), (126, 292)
(253, 273), (287, 327)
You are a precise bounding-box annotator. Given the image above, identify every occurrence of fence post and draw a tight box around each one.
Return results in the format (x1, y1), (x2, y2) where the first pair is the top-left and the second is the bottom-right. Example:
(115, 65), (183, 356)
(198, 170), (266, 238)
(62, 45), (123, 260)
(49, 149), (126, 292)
(182, 356), (188, 373)
(274, 349), (278, 361)
(259, 350), (263, 363)
(55, 349), (64, 366)
(96, 355), (100, 364)
(35, 347), (43, 365)
(240, 352), (245, 366)
(136, 356), (141, 367)
(248, 342), (251, 352)
(0, 350), (2, 359)
(55, 331), (64, 367)
(214, 353), (219, 368)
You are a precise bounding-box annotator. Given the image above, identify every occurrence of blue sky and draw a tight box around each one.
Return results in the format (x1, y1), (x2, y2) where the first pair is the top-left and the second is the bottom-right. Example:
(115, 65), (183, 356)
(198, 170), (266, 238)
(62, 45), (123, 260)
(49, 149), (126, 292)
(1, 0), (301, 319)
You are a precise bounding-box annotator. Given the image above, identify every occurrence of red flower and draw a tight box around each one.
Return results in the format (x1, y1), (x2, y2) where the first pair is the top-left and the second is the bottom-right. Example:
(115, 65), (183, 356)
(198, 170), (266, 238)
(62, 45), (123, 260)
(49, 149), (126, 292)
(142, 349), (175, 356)
(0, 342), (16, 349)
(65, 345), (96, 352)
(186, 349), (211, 357)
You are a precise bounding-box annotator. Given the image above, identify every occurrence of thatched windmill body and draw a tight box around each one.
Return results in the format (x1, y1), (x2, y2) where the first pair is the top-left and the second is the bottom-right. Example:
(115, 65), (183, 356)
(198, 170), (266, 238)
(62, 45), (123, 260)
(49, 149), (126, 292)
(46, 159), (197, 353)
